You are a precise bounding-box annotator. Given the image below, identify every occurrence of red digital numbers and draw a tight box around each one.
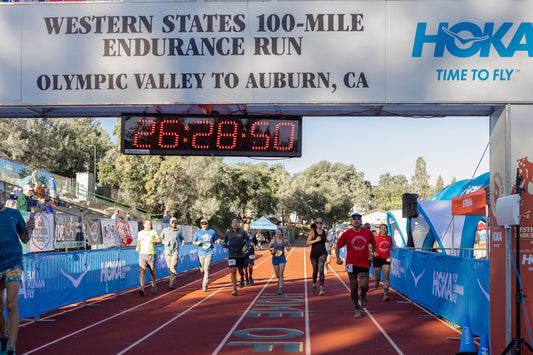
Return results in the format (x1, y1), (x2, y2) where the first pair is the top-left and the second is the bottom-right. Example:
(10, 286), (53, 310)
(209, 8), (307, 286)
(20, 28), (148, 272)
(216, 120), (239, 150)
(191, 120), (214, 149)
(158, 120), (180, 148)
(133, 119), (156, 148)
(273, 122), (296, 151)
(250, 121), (270, 151)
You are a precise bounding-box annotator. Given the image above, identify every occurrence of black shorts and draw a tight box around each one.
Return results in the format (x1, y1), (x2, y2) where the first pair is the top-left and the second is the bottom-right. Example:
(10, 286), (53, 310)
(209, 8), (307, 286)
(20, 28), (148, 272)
(228, 257), (246, 269)
(372, 257), (391, 268)
(347, 266), (370, 279)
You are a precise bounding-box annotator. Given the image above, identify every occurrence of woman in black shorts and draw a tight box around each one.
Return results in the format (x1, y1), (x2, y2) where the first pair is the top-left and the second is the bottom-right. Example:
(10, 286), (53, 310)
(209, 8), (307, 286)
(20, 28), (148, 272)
(306, 217), (328, 296)
(372, 224), (396, 301)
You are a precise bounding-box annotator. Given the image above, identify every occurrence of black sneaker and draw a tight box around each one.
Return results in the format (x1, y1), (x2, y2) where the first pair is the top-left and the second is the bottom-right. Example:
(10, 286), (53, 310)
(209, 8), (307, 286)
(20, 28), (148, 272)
(7, 346), (15, 355)
(1, 334), (8, 352)
(240, 280), (245, 288)
(360, 293), (368, 308)
(250, 277), (254, 285)
(138, 288), (145, 296)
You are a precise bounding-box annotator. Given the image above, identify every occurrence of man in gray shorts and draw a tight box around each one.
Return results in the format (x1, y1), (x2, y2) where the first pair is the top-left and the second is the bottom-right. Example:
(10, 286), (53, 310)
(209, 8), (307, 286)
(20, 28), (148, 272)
(136, 219), (161, 296)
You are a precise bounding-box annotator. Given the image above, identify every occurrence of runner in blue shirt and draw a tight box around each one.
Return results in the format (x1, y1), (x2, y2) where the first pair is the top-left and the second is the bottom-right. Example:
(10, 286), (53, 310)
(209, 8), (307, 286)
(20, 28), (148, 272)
(192, 218), (219, 291)
(0, 184), (34, 355)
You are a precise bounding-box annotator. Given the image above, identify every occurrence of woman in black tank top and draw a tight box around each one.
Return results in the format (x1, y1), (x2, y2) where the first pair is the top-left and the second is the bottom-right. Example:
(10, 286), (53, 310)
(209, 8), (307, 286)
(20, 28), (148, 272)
(306, 217), (328, 295)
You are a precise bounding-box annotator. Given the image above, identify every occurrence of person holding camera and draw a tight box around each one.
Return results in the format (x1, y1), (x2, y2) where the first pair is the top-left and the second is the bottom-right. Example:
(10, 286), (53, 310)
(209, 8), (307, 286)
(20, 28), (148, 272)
(160, 218), (185, 290)
(335, 213), (375, 318)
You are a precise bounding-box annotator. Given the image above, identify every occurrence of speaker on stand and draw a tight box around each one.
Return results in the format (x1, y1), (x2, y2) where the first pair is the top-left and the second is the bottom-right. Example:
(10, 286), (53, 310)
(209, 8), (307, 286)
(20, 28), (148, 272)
(402, 193), (418, 248)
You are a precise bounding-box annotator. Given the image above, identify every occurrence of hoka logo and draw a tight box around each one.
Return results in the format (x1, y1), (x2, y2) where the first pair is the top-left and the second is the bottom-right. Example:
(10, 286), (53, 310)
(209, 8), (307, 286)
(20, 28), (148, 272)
(390, 258), (404, 278)
(432, 271), (462, 303)
(100, 260), (129, 282)
(522, 254), (533, 265)
(412, 22), (533, 57)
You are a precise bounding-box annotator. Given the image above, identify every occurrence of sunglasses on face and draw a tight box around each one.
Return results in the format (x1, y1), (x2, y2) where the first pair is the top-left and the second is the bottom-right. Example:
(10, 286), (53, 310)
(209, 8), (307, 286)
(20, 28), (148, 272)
(316, 222), (323, 224)
(352, 216), (361, 220)
(201, 222), (207, 225)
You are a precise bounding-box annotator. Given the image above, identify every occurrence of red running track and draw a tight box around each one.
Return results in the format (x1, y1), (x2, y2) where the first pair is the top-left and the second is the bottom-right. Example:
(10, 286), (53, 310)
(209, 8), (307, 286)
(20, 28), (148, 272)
(18, 245), (464, 354)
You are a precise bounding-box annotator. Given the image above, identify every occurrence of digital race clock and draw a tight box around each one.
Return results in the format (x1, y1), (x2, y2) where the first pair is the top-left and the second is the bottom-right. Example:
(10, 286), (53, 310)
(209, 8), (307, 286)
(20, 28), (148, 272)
(121, 114), (302, 157)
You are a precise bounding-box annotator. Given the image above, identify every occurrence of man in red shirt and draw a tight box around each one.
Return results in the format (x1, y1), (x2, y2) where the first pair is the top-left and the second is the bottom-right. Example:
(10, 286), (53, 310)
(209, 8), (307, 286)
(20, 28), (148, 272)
(335, 213), (375, 318)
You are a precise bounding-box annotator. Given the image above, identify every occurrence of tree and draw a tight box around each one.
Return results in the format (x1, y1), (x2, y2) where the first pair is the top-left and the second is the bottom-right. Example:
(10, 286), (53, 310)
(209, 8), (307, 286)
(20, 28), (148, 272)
(0, 117), (110, 177)
(372, 173), (409, 210)
(411, 157), (431, 200)
(435, 175), (444, 192)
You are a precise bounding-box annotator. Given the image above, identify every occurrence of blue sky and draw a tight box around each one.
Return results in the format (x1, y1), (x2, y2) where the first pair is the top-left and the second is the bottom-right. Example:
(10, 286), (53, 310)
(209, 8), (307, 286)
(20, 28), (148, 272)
(98, 115), (490, 186)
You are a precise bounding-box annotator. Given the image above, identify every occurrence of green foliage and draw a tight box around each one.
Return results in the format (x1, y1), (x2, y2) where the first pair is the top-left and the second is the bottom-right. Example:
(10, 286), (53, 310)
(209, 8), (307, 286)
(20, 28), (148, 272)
(0, 117), (111, 178)
(372, 173), (409, 210)
(411, 157), (431, 200)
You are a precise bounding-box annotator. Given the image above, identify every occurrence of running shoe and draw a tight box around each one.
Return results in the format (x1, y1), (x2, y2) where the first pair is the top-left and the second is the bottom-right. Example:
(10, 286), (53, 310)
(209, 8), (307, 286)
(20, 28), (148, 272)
(240, 280), (245, 288)
(246, 279), (250, 286)
(312, 284), (316, 294)
(1, 334), (8, 352)
(203, 286), (208, 292)
(360, 293), (368, 308)
(353, 308), (362, 318)
(232, 288), (238, 296)
(138, 288), (145, 296)
(278, 289), (283, 296)
(319, 286), (324, 296)
(151, 284), (157, 293)
(383, 294), (390, 301)
(250, 277), (255, 285)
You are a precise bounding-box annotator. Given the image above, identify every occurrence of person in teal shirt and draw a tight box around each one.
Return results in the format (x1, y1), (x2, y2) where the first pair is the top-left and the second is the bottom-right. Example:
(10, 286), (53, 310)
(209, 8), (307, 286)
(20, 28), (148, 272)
(193, 218), (219, 292)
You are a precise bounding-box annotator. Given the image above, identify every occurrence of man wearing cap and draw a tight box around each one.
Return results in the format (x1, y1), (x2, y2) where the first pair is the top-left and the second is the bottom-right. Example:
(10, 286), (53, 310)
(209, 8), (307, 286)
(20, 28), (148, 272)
(335, 213), (376, 318)
(223, 219), (249, 296)
(0, 181), (34, 355)
(193, 218), (219, 291)
(15, 185), (34, 212)
(160, 217), (185, 290)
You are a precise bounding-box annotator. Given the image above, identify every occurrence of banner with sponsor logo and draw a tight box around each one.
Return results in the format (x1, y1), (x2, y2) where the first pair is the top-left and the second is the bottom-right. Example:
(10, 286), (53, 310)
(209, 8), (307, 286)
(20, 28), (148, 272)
(100, 219), (119, 248)
(83, 217), (102, 245)
(27, 213), (55, 252)
(18, 244), (227, 319)
(390, 248), (489, 337)
(55, 215), (85, 249)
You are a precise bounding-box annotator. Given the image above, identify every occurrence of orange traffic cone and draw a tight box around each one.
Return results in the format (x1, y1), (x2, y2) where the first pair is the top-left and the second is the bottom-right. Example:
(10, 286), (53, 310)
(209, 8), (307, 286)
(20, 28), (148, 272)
(456, 315), (476, 355)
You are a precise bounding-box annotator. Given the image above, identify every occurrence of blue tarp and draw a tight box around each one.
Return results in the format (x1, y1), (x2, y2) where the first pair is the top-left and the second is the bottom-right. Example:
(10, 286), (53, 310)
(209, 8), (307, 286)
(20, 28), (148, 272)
(250, 216), (278, 231)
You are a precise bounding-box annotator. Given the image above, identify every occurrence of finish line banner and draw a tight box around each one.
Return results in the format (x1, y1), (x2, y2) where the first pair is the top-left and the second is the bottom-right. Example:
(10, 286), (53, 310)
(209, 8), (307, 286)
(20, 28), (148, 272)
(390, 248), (490, 337)
(17, 244), (227, 319)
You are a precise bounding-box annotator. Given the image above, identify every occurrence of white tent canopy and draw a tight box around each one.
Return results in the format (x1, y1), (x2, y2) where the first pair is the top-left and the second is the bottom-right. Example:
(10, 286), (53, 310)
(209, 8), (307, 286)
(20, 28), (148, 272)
(249, 216), (278, 231)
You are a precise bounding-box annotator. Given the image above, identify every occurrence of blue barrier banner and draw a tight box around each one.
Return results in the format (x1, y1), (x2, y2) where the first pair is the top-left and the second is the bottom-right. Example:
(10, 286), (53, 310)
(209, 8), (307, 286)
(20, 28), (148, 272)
(390, 248), (489, 337)
(18, 244), (227, 319)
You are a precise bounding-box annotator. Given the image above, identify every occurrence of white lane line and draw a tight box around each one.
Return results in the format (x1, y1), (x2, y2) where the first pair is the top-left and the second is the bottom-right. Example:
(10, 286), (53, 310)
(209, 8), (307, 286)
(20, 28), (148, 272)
(330, 267), (405, 355)
(211, 248), (295, 355)
(116, 282), (231, 355)
(22, 253), (273, 354)
(303, 247), (311, 355)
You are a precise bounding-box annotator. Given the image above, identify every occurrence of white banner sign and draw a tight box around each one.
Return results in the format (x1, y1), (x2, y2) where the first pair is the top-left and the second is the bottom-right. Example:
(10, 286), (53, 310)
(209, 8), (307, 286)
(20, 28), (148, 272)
(0, 1), (532, 105)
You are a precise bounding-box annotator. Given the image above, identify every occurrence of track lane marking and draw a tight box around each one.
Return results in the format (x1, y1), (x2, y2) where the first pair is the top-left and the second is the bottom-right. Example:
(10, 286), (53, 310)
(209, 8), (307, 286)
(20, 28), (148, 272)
(329, 266), (405, 355)
(22, 252), (273, 354)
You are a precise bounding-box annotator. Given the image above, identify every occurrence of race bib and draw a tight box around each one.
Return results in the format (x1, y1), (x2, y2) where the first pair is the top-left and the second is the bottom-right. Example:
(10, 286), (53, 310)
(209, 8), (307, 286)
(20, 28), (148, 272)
(249, 254), (256, 259)
(345, 264), (354, 273)
(228, 259), (236, 267)
(202, 243), (211, 249)
(274, 250), (283, 257)
(386, 257), (391, 262)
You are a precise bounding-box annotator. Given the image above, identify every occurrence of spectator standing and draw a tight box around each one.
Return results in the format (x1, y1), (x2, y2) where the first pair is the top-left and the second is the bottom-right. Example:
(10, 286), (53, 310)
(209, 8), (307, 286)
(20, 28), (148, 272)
(223, 219), (249, 296)
(111, 210), (119, 220)
(48, 176), (57, 199)
(243, 223), (258, 285)
(124, 212), (131, 221)
(0, 182), (34, 355)
(160, 218), (185, 290)
(307, 217), (328, 296)
(15, 185), (34, 213)
(335, 213), (376, 318)
(269, 228), (291, 296)
(135, 219), (161, 296)
(162, 211), (171, 224)
(372, 224), (396, 301)
(193, 218), (219, 291)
